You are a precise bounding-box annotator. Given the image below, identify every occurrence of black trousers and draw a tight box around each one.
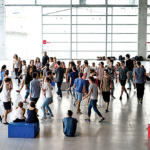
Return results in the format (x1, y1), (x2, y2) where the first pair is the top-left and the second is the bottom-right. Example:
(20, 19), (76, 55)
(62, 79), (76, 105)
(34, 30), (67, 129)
(136, 83), (144, 99)
(15, 68), (21, 84)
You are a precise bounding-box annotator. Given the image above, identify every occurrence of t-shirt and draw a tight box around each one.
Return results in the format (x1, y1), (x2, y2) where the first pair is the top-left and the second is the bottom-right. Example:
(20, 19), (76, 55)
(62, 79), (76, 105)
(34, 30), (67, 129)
(62, 117), (77, 136)
(49, 62), (54, 73)
(69, 71), (78, 87)
(74, 78), (86, 93)
(97, 67), (104, 80)
(55, 67), (64, 82)
(1, 71), (5, 81)
(89, 83), (98, 99)
(3, 84), (10, 102)
(76, 66), (80, 73)
(43, 83), (53, 98)
(68, 69), (73, 82)
(42, 55), (49, 67)
(119, 67), (129, 80)
(22, 66), (27, 75)
(108, 66), (116, 79)
(133, 67), (146, 84)
(101, 76), (112, 92)
(126, 59), (134, 71)
(84, 66), (90, 80)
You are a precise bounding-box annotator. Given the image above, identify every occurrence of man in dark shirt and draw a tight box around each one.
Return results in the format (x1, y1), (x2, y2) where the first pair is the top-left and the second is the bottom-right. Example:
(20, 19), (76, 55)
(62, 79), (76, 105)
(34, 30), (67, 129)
(42, 51), (49, 68)
(62, 110), (78, 137)
(126, 54), (134, 90)
(55, 61), (64, 98)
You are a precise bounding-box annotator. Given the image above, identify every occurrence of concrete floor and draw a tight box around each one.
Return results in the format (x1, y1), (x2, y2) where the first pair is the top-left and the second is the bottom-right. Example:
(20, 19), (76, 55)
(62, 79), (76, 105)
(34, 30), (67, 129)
(0, 78), (150, 150)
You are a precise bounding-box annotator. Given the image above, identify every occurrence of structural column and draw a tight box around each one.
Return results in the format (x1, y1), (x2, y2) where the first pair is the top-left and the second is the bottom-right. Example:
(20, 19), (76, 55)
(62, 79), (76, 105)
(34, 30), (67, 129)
(138, 0), (147, 59)
(0, 0), (5, 60)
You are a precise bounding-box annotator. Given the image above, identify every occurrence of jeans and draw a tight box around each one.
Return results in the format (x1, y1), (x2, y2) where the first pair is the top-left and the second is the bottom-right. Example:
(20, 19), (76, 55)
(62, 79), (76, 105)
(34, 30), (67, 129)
(42, 97), (53, 117)
(57, 82), (62, 97)
(37, 69), (41, 77)
(128, 71), (133, 88)
(24, 85), (30, 99)
(111, 80), (114, 96)
(136, 83), (144, 99)
(15, 68), (21, 84)
(88, 99), (102, 117)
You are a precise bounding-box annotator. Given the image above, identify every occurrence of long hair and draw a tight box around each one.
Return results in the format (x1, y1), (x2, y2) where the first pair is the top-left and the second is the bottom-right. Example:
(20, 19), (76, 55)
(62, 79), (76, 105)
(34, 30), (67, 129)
(35, 57), (40, 63)
(45, 63), (50, 72)
(1, 65), (6, 72)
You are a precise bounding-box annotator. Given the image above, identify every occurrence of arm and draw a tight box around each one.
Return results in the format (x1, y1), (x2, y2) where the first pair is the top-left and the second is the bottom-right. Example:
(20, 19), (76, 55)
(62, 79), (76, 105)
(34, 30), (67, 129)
(83, 89), (92, 100)
(24, 74), (27, 90)
(118, 71), (120, 83)
(83, 73), (87, 80)
(83, 86), (86, 94)
(69, 77), (72, 88)
(144, 72), (146, 83)
(133, 73), (136, 84)
(0, 78), (5, 89)
(66, 69), (69, 82)
(100, 80), (103, 94)
(127, 72), (130, 83)
(18, 60), (21, 72)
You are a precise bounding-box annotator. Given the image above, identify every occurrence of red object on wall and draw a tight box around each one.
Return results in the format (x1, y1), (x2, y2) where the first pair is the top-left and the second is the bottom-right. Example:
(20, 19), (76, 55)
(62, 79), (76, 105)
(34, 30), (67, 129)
(43, 40), (47, 44)
(43, 40), (50, 44)
(148, 124), (150, 138)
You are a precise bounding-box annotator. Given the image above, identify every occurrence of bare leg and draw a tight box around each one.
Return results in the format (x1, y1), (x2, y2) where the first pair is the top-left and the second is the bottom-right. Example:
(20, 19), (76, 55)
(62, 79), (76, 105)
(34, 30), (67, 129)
(123, 86), (128, 94)
(4, 110), (8, 122)
(106, 102), (109, 110)
(77, 100), (81, 112)
(121, 86), (124, 96)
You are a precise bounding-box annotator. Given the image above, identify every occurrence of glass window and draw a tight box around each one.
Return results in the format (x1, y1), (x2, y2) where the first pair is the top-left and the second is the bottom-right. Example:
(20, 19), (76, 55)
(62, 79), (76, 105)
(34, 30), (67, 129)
(77, 52), (105, 59)
(108, 25), (137, 33)
(108, 0), (138, 5)
(37, 0), (70, 5)
(112, 43), (137, 51)
(47, 52), (70, 59)
(43, 25), (70, 33)
(43, 16), (70, 24)
(43, 8), (70, 15)
(108, 16), (138, 24)
(5, 0), (35, 4)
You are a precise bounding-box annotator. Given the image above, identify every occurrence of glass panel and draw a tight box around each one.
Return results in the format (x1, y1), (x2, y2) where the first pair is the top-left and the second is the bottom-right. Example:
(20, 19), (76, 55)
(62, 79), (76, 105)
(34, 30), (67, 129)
(147, 17), (150, 24)
(43, 43), (70, 51)
(108, 25), (137, 33)
(77, 52), (105, 59)
(111, 34), (137, 42)
(73, 43), (105, 51)
(43, 8), (70, 15)
(72, 8), (106, 15)
(108, 0), (138, 5)
(43, 25), (70, 33)
(5, 0), (35, 4)
(72, 16), (106, 24)
(37, 0), (70, 5)
(43, 34), (70, 42)
(112, 43), (137, 51)
(72, 25), (105, 33)
(75, 34), (105, 42)
(108, 16), (138, 24)
(86, 0), (105, 4)
(43, 16), (70, 24)
(111, 7), (138, 15)
(46, 52), (70, 59)
(72, 0), (79, 4)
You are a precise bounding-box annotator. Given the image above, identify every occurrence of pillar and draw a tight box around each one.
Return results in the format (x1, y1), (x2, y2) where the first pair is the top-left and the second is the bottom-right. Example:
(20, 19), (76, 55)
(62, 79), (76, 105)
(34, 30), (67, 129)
(138, 0), (147, 60)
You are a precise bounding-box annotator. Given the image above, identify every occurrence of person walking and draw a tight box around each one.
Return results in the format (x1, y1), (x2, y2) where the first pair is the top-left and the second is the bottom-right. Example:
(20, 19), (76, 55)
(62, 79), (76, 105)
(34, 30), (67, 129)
(118, 60), (130, 100)
(133, 61), (146, 104)
(55, 61), (65, 99)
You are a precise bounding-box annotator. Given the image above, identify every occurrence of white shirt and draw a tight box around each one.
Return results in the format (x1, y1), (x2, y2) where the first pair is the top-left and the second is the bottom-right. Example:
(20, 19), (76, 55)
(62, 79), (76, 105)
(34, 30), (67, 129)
(14, 107), (24, 119)
(3, 84), (10, 102)
(91, 66), (97, 72)
(84, 66), (90, 80)
(43, 83), (53, 98)
(22, 65), (27, 75)
(49, 62), (54, 73)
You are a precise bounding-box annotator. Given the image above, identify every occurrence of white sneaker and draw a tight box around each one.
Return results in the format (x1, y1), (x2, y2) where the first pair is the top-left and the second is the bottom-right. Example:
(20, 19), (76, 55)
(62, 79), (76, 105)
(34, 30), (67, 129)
(41, 117), (47, 120)
(86, 105), (88, 108)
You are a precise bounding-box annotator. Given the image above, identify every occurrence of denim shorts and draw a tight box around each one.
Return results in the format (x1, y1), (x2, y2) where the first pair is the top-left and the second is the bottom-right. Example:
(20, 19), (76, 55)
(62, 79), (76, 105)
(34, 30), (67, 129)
(75, 92), (82, 101)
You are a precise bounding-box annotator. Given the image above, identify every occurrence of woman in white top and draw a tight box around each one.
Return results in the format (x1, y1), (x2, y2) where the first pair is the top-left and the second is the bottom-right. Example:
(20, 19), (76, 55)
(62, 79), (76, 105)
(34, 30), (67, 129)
(13, 101), (26, 122)
(16, 60), (27, 93)
(2, 78), (12, 125)
(49, 57), (54, 74)
(13, 54), (21, 85)
(41, 77), (53, 120)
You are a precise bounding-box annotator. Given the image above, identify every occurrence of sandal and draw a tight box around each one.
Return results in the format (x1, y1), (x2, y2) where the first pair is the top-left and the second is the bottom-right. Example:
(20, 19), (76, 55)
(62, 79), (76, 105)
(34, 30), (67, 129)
(16, 90), (20, 93)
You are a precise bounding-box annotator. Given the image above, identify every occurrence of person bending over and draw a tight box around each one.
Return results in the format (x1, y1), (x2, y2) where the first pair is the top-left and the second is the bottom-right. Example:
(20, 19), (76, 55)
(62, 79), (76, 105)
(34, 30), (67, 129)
(62, 110), (78, 137)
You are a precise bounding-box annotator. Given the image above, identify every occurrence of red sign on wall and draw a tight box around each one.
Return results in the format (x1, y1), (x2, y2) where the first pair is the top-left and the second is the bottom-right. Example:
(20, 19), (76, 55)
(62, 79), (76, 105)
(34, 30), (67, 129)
(43, 40), (50, 44)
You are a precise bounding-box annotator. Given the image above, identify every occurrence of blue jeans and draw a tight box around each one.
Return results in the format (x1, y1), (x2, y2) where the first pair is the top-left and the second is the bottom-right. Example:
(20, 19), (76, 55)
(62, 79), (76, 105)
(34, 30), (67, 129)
(37, 69), (41, 77)
(57, 82), (62, 97)
(42, 97), (53, 117)
(88, 99), (102, 117)
(128, 71), (133, 88)
(24, 85), (30, 99)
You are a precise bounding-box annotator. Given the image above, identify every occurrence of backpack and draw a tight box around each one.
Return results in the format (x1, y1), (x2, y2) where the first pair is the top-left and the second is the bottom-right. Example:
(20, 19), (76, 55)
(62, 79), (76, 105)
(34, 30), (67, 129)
(119, 55), (122, 60)
(148, 55), (150, 58)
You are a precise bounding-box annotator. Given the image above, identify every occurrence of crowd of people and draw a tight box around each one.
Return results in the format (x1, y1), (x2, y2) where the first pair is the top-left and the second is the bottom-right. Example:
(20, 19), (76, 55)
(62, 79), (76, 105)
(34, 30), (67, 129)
(0, 51), (147, 137)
